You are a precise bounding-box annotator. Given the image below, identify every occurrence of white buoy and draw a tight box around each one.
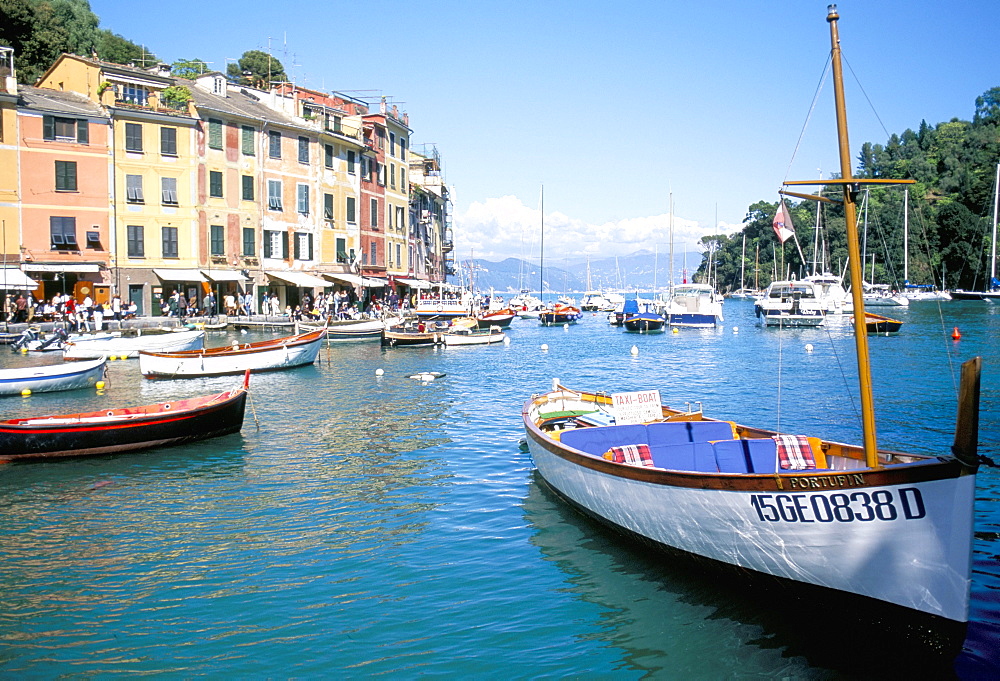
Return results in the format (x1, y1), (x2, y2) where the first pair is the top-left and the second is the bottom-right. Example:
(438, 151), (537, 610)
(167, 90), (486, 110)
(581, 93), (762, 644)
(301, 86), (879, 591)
(503, 336), (511, 345)
(541, 344), (549, 351)
(240, 329), (248, 335)
(805, 343), (814, 352)
(732, 326), (739, 334)
(375, 368), (384, 376)
(563, 323), (569, 330)
(630, 345), (639, 356)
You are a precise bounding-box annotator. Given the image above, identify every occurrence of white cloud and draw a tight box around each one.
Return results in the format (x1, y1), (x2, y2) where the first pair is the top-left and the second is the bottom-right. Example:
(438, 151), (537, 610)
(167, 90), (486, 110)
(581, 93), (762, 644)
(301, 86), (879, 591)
(453, 196), (742, 261)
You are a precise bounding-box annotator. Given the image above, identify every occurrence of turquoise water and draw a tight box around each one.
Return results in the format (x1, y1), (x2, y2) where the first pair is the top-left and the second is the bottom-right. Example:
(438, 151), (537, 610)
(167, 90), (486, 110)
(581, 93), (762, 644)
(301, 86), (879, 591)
(0, 301), (997, 678)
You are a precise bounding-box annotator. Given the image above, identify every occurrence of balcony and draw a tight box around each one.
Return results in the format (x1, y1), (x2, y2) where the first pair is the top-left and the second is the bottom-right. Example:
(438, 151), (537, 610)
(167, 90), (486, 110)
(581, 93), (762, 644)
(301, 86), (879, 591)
(441, 240), (453, 253)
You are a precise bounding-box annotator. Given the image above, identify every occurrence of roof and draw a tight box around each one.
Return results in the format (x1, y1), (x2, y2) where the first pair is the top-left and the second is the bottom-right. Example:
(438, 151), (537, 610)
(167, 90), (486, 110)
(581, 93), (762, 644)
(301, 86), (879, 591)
(18, 85), (105, 118)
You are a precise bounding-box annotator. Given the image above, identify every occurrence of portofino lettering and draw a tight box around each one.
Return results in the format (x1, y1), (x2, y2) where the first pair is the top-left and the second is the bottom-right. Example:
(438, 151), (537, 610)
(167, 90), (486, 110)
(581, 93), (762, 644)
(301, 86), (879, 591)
(787, 473), (865, 489)
(749, 488), (926, 523)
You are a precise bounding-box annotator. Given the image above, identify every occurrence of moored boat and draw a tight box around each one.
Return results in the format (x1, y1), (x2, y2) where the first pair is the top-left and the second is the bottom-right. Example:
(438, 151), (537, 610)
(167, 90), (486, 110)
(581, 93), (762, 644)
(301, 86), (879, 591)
(296, 317), (401, 342)
(622, 311), (666, 333)
(476, 309), (516, 328)
(539, 303), (582, 326)
(522, 5), (983, 634)
(754, 280), (826, 327)
(0, 357), (107, 396)
(664, 283), (725, 327)
(442, 326), (506, 346)
(853, 312), (904, 334)
(138, 329), (324, 378)
(381, 324), (441, 347)
(63, 329), (205, 359)
(0, 372), (250, 461)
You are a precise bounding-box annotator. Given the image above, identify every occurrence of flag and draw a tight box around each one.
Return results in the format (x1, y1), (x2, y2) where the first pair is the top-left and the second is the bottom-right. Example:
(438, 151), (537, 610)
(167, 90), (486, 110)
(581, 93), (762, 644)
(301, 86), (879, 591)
(772, 200), (795, 244)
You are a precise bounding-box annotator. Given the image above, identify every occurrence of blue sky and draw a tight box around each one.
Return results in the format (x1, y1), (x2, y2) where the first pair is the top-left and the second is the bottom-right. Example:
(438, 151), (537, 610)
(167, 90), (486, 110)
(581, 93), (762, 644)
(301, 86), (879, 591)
(91, 0), (1000, 262)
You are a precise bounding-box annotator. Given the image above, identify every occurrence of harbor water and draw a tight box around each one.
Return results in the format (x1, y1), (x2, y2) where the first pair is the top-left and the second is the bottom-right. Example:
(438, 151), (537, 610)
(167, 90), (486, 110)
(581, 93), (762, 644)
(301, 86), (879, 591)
(0, 301), (997, 677)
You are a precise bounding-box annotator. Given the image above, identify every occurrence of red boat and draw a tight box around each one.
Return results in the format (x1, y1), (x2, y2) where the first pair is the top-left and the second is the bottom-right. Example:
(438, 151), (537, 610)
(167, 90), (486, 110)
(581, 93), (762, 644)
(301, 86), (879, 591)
(0, 372), (250, 462)
(477, 308), (516, 328)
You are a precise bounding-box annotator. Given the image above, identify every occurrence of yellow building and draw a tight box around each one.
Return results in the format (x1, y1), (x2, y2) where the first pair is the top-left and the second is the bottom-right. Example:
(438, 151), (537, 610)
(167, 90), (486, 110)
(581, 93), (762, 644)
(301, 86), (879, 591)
(1, 48), (20, 288)
(36, 55), (201, 315)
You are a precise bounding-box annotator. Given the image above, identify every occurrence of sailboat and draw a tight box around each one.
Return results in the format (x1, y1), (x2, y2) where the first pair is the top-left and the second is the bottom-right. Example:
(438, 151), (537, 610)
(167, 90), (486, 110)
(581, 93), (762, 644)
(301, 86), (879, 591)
(521, 5), (980, 635)
(900, 188), (952, 301)
(728, 233), (759, 299)
(951, 162), (1000, 301)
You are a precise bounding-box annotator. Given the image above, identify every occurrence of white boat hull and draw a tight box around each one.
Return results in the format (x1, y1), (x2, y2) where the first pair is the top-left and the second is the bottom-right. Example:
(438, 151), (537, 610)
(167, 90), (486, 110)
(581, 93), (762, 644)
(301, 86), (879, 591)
(442, 331), (506, 346)
(63, 330), (205, 359)
(527, 434), (975, 623)
(140, 334), (322, 377)
(0, 358), (107, 395)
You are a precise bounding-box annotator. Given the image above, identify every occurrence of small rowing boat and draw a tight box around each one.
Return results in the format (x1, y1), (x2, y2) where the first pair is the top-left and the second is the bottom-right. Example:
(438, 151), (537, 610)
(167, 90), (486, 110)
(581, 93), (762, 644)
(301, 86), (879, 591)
(63, 329), (205, 359)
(0, 358), (107, 396)
(0, 372), (249, 461)
(139, 329), (324, 378)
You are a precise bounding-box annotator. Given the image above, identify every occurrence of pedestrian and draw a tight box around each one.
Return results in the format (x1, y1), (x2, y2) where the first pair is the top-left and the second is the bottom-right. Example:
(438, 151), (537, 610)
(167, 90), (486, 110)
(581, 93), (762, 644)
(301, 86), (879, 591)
(177, 292), (187, 320)
(93, 301), (104, 331)
(111, 293), (122, 323)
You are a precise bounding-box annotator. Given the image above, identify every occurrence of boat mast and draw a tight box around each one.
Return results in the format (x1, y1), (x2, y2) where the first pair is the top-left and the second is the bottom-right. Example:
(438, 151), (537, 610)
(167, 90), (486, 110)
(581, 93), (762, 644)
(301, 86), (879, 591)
(828, 5), (878, 467)
(992, 163), (999, 284)
(539, 184), (544, 304)
(903, 187), (909, 284)
(668, 193), (675, 292)
(740, 233), (746, 290)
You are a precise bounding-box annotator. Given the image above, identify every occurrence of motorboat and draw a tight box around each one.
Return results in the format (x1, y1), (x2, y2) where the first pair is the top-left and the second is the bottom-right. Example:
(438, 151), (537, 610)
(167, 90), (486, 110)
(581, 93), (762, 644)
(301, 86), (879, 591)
(754, 280), (826, 327)
(664, 283), (725, 327)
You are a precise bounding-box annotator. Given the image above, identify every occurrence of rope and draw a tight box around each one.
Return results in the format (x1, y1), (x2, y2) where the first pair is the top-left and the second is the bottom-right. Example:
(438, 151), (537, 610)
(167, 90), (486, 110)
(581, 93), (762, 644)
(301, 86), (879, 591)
(783, 55), (831, 184)
(246, 384), (261, 430)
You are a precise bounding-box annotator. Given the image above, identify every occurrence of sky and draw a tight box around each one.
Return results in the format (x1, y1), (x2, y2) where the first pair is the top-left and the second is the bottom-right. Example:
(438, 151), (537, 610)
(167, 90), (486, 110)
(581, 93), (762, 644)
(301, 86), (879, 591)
(90, 0), (1000, 263)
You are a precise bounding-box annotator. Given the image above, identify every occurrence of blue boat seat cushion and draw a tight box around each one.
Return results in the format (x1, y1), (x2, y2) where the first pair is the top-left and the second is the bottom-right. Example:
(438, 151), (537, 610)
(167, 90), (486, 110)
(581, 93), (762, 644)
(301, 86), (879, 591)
(647, 420), (736, 445)
(559, 424), (649, 457)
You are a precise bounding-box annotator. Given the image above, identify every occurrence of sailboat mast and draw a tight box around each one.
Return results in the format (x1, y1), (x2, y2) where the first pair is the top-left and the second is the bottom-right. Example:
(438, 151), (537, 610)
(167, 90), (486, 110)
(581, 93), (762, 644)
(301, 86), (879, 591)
(992, 163), (999, 283)
(539, 185), (544, 304)
(829, 5), (878, 467)
(668, 193), (675, 291)
(904, 187), (909, 284)
(740, 233), (746, 290)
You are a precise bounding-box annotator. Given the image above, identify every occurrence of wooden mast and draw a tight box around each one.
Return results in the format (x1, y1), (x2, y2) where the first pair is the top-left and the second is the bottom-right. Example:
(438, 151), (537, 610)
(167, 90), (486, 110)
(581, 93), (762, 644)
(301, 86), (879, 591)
(826, 4), (879, 468)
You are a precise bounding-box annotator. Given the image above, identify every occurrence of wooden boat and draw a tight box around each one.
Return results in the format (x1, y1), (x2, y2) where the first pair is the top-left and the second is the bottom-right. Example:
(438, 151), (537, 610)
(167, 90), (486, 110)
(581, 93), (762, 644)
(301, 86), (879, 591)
(476, 309), (516, 328)
(442, 326), (506, 346)
(296, 317), (401, 342)
(381, 326), (440, 347)
(622, 311), (666, 333)
(63, 329), (205, 359)
(853, 312), (904, 334)
(139, 329), (324, 378)
(522, 7), (981, 632)
(539, 303), (582, 326)
(0, 372), (249, 461)
(0, 357), (107, 396)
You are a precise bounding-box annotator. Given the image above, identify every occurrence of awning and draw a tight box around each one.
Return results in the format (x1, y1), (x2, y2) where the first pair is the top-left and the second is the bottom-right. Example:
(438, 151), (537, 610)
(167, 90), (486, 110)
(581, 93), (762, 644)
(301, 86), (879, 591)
(23, 263), (101, 273)
(395, 277), (432, 290)
(265, 270), (331, 288)
(323, 272), (366, 286)
(153, 268), (207, 282)
(202, 270), (246, 282)
(0, 268), (39, 290)
(363, 277), (389, 288)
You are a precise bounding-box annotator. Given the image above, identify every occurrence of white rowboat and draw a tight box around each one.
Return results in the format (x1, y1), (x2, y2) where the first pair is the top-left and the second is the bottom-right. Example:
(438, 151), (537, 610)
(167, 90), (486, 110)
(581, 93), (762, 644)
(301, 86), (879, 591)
(139, 329), (324, 378)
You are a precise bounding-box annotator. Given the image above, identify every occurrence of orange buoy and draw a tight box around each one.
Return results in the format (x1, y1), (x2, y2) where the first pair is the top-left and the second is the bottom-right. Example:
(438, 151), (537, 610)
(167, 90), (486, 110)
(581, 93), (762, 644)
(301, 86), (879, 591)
(952, 326), (961, 340)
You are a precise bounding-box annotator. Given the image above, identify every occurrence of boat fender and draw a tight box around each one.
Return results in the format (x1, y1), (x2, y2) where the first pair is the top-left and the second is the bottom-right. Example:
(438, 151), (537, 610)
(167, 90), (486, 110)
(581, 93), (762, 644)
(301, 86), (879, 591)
(437, 303), (443, 312)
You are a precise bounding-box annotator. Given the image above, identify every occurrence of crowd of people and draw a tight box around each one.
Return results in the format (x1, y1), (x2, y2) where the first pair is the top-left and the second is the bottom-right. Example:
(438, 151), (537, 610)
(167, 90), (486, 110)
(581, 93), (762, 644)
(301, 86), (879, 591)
(3, 292), (136, 331)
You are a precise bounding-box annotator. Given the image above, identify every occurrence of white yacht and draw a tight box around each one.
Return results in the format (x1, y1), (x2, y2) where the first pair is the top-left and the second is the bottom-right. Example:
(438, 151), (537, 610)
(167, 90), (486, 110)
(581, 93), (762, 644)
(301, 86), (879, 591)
(802, 272), (851, 314)
(754, 280), (826, 327)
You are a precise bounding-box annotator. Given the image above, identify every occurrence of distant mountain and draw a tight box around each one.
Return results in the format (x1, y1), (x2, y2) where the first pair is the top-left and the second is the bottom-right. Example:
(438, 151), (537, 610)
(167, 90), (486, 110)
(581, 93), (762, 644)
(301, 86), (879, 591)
(454, 251), (705, 294)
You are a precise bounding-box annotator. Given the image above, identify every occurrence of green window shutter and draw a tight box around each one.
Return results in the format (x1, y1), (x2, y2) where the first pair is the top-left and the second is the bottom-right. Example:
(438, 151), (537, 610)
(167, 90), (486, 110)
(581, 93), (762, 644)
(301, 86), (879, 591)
(281, 231), (289, 259)
(77, 119), (89, 144)
(43, 116), (54, 140)
(209, 119), (222, 149)
(263, 232), (272, 258)
(308, 234), (313, 261)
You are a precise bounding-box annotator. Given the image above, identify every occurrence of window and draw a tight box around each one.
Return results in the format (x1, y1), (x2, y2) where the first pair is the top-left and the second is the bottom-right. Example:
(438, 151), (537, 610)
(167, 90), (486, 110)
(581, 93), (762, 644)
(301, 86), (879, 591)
(120, 83), (148, 106)
(396, 243), (401, 268)
(377, 162), (385, 186)
(55, 161), (77, 191)
(324, 143), (334, 169)
(43, 116), (87, 143)
(161, 177), (178, 205)
(388, 206), (393, 230)
(390, 132), (396, 157)
(268, 130), (281, 158)
(324, 193), (334, 220)
(86, 231), (101, 249)
(242, 227), (255, 256)
(346, 196), (356, 224)
(370, 241), (377, 265)
(268, 180), (282, 210)
(126, 174), (144, 203)
(400, 169), (406, 194)
(336, 237), (347, 263)
(399, 138), (406, 161)
(125, 122), (143, 152)
(377, 128), (385, 149)
(49, 216), (77, 250)
(390, 163), (395, 189)
(347, 150), (356, 174)
(208, 118), (223, 150)
(325, 114), (342, 133)
(297, 184), (309, 215)
(160, 126), (177, 156)
(127, 225), (144, 257)
(162, 226), (178, 258)
(294, 232), (313, 260)
(209, 170), (223, 198)
(397, 206), (406, 231)
(210, 224), (225, 256)
(242, 175), (254, 201)
(241, 125), (255, 155)
(370, 198), (378, 227)
(298, 136), (309, 163)
(263, 230), (288, 259)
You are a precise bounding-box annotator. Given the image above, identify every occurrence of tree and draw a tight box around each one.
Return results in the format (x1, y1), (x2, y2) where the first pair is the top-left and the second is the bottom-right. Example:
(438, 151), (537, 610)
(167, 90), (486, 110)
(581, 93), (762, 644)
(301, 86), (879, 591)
(226, 49), (287, 89)
(171, 57), (210, 79)
(94, 28), (154, 66)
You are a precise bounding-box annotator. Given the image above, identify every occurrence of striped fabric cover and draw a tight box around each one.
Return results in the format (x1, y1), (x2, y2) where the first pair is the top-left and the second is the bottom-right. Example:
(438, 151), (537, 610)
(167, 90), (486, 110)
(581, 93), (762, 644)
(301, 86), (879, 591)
(774, 434), (816, 470)
(604, 444), (654, 467)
